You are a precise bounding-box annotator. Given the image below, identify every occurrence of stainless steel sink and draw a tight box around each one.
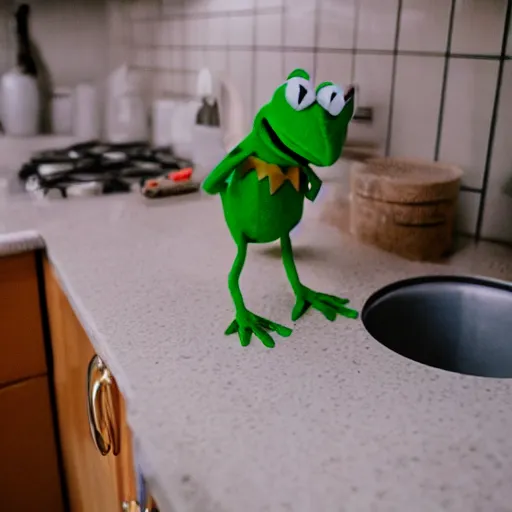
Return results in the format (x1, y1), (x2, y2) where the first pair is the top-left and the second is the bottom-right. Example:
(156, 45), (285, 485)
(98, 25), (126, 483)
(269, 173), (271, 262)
(362, 276), (512, 378)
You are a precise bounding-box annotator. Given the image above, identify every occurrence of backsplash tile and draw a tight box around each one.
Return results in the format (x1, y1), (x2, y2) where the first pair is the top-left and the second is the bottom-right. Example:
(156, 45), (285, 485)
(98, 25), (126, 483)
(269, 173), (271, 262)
(390, 56), (444, 160)
(316, 52), (353, 87)
(256, 10), (283, 46)
(481, 61), (512, 243)
(228, 13), (254, 46)
(255, 51), (283, 110)
(350, 54), (393, 150)
(439, 59), (499, 189)
(398, 0), (451, 53)
(456, 190), (480, 236)
(284, 51), (315, 79)
(451, 0), (508, 55)
(317, 0), (356, 49)
(356, 0), (398, 51)
(284, 0), (316, 48)
(208, 16), (229, 46)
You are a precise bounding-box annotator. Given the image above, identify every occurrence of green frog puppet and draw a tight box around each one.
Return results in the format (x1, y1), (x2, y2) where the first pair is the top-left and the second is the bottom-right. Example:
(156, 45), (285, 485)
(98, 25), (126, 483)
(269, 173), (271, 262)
(203, 68), (358, 348)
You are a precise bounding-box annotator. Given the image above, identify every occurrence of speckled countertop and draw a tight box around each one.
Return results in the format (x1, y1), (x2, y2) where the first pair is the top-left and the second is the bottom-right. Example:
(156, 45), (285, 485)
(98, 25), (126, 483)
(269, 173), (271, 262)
(1, 179), (512, 512)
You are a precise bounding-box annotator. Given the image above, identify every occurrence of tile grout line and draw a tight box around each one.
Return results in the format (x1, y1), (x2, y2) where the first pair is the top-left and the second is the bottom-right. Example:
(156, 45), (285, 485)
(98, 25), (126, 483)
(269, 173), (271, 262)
(384, 0), (402, 157)
(250, 1), (258, 118)
(350, 0), (360, 84)
(460, 185), (483, 194)
(312, 0), (320, 80)
(433, 0), (456, 162)
(281, 0), (286, 78)
(138, 42), (505, 60)
(475, 0), (512, 241)
(129, 6), (282, 22)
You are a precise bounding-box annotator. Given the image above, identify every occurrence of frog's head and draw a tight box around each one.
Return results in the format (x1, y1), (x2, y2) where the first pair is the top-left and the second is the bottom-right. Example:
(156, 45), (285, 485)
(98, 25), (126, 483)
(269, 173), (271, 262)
(253, 68), (355, 167)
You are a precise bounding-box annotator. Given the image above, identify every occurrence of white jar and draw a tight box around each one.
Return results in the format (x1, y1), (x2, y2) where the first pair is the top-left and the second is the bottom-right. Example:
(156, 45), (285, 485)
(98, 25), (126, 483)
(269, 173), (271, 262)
(51, 87), (73, 135)
(73, 83), (100, 141)
(0, 68), (40, 137)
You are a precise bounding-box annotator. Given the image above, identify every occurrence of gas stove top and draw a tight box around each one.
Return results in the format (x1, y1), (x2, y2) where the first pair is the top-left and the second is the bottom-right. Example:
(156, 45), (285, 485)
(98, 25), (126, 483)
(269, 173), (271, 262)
(18, 140), (195, 198)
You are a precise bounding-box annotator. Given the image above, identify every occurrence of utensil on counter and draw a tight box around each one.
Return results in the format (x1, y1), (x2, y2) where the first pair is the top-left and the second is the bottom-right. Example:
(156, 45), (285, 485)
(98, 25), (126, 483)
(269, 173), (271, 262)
(140, 167), (200, 198)
(349, 157), (463, 261)
(0, 3), (40, 137)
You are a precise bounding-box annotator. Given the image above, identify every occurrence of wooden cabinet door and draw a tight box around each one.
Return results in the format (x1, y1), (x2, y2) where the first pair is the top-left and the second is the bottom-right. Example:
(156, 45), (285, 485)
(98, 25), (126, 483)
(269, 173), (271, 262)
(44, 261), (131, 512)
(0, 376), (65, 511)
(0, 253), (47, 386)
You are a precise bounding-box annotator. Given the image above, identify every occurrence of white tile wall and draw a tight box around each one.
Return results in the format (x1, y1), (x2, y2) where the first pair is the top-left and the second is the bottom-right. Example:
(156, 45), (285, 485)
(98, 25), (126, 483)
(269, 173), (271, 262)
(356, 0), (398, 51)
(508, 8), (512, 56)
(228, 13), (254, 46)
(350, 54), (393, 150)
(439, 59), (499, 189)
(228, 50), (254, 130)
(208, 16), (228, 46)
(256, 10), (283, 46)
(316, 52), (353, 88)
(284, 52), (315, 79)
(284, 0), (316, 48)
(456, 191), (480, 236)
(481, 61), (512, 242)
(317, 0), (356, 49)
(256, 0), (283, 8)
(390, 56), (444, 160)
(451, 0), (508, 55)
(255, 51), (283, 110)
(398, 0), (451, 53)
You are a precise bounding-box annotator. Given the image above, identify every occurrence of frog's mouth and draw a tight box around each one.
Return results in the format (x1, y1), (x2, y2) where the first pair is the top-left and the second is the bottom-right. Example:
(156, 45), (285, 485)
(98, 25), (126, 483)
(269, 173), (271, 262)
(262, 118), (309, 165)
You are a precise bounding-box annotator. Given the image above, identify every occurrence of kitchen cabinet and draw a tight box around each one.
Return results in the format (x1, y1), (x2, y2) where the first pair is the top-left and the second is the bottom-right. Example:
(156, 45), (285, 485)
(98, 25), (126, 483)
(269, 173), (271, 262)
(0, 252), (47, 386)
(0, 376), (65, 510)
(44, 259), (156, 511)
(0, 253), (64, 511)
(44, 259), (137, 511)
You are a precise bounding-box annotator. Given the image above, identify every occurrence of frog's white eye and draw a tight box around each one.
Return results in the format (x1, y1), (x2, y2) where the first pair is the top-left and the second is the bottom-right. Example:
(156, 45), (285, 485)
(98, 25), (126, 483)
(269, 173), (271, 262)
(317, 84), (345, 116)
(285, 77), (316, 111)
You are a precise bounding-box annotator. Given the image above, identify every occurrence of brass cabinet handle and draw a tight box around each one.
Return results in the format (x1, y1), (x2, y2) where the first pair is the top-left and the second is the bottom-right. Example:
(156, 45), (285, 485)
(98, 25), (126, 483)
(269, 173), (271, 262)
(87, 354), (121, 456)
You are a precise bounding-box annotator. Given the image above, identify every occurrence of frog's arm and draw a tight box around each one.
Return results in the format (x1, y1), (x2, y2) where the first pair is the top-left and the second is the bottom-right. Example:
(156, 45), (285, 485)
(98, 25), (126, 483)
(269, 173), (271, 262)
(302, 165), (322, 202)
(202, 138), (253, 195)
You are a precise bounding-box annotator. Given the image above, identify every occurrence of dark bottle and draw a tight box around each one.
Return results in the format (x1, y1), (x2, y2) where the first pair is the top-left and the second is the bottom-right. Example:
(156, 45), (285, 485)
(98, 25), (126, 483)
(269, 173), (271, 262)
(15, 3), (37, 77)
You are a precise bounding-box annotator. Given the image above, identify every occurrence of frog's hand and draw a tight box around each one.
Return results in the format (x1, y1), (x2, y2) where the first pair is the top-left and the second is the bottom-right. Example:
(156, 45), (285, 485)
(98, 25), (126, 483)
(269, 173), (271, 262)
(302, 165), (322, 202)
(202, 141), (253, 195)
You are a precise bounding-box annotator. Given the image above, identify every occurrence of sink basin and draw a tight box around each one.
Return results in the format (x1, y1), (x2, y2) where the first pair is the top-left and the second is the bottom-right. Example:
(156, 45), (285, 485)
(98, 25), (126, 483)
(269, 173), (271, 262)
(362, 276), (512, 378)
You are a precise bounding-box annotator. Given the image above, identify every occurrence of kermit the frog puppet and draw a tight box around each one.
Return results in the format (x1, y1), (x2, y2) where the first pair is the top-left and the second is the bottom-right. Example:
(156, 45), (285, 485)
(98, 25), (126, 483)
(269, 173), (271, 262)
(202, 68), (358, 348)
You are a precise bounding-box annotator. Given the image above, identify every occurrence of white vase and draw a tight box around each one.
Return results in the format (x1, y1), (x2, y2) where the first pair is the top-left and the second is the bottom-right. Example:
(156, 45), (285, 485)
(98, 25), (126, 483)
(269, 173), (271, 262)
(0, 68), (40, 137)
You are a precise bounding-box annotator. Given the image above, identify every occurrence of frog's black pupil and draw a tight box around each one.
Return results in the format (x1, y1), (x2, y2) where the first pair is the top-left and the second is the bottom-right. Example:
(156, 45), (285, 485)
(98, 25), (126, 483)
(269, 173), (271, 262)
(330, 91), (337, 102)
(298, 85), (308, 104)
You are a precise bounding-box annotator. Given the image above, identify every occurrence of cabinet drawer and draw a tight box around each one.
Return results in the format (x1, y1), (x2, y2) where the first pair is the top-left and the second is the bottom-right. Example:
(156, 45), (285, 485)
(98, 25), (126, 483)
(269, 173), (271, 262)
(0, 253), (47, 385)
(0, 376), (64, 511)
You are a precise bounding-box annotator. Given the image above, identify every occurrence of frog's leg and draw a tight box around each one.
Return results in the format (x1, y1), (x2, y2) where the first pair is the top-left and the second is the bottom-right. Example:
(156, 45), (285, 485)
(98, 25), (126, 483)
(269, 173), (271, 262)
(280, 234), (358, 322)
(225, 236), (293, 348)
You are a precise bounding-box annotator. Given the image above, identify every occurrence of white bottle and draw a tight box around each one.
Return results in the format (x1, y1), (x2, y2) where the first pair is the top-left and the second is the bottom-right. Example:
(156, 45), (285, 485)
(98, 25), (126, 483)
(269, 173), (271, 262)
(106, 65), (148, 143)
(0, 4), (40, 137)
(1, 69), (40, 136)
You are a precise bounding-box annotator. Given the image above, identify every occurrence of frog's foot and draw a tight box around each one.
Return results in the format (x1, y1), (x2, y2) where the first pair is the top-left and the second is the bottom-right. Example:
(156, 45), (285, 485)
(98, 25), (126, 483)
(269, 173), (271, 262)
(292, 286), (358, 322)
(225, 310), (292, 348)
